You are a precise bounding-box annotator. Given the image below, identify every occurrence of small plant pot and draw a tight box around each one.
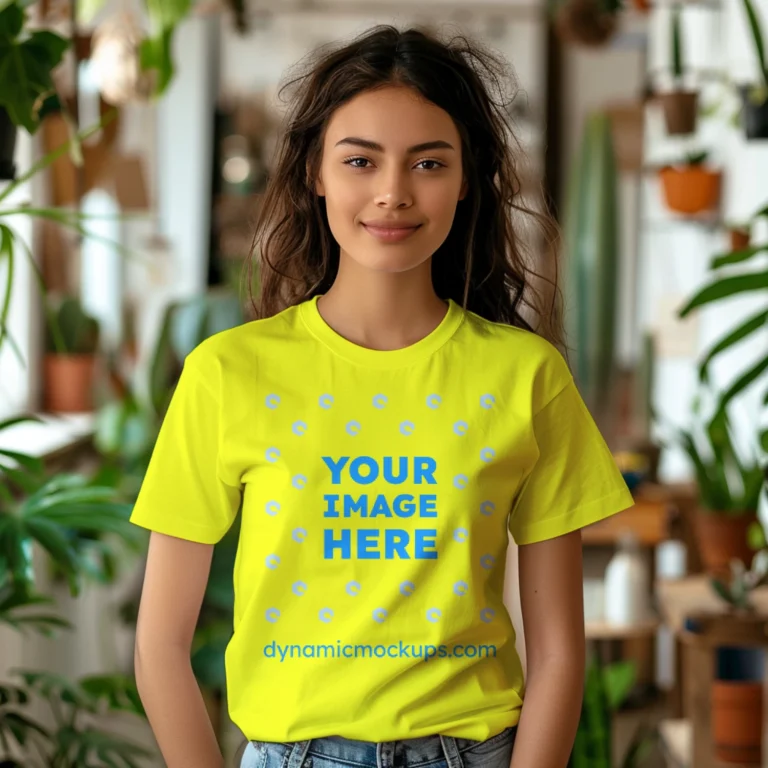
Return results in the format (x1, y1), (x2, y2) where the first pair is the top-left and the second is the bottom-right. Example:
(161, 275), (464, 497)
(740, 85), (768, 140)
(694, 510), (758, 577)
(657, 90), (699, 136)
(0, 106), (17, 181)
(729, 227), (751, 251)
(632, 0), (651, 12)
(555, 0), (618, 47)
(658, 165), (721, 215)
(44, 353), (97, 413)
(712, 680), (763, 764)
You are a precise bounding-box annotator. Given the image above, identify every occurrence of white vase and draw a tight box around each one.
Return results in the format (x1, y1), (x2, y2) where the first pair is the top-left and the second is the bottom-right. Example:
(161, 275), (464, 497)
(604, 533), (651, 625)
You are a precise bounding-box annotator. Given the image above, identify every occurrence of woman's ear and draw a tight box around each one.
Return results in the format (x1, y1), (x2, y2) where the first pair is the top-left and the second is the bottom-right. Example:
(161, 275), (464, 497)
(459, 178), (468, 200)
(309, 162), (325, 196)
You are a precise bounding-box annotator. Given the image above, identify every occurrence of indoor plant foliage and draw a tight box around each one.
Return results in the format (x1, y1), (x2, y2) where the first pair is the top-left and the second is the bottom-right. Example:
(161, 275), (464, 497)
(563, 110), (620, 435)
(43, 296), (101, 413)
(711, 546), (768, 611)
(658, 149), (721, 216)
(657, 6), (699, 136)
(678, 200), (768, 452)
(739, 0), (768, 140)
(0, 416), (151, 765)
(673, 402), (766, 576)
(568, 658), (657, 768)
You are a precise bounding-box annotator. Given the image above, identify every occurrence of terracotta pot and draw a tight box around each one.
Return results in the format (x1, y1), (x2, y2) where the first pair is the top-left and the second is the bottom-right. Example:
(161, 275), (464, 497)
(44, 353), (97, 413)
(694, 510), (758, 577)
(555, 0), (618, 47)
(632, 0), (651, 11)
(658, 166), (721, 215)
(657, 91), (699, 135)
(712, 680), (763, 764)
(729, 228), (751, 251)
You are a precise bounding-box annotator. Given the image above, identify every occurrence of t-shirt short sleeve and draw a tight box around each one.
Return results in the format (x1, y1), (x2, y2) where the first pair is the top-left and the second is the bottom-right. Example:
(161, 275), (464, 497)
(507, 377), (635, 546)
(129, 349), (242, 544)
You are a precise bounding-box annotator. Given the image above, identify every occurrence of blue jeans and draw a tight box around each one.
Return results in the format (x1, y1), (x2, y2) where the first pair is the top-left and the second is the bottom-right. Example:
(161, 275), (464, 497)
(238, 725), (517, 768)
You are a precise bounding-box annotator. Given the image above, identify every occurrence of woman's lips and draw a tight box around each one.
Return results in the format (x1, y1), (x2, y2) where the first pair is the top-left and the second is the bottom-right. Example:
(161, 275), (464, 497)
(362, 223), (422, 242)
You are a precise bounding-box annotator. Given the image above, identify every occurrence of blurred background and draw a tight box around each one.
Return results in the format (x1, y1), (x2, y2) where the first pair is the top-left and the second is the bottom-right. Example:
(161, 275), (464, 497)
(1, 0), (768, 765)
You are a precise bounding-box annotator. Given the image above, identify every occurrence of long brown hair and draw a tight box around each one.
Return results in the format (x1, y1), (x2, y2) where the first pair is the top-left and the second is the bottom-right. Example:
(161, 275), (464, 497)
(245, 24), (564, 351)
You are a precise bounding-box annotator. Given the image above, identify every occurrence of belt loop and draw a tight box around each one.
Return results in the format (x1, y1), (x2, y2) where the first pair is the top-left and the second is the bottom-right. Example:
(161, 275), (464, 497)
(287, 739), (313, 768)
(377, 741), (396, 768)
(439, 735), (464, 768)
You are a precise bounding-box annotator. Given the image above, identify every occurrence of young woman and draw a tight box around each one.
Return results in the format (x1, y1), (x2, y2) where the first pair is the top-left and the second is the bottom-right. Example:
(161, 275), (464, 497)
(130, 24), (634, 768)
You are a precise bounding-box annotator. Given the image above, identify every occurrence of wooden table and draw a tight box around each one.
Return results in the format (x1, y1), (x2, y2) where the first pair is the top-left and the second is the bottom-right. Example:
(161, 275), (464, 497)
(657, 577), (768, 768)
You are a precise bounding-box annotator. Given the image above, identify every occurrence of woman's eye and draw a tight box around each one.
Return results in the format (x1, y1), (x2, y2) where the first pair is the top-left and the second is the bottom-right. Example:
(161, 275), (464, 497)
(416, 159), (444, 171)
(344, 157), (371, 169)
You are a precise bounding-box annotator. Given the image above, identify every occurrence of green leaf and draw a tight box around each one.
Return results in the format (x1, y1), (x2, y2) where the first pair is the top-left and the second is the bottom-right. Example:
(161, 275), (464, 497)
(672, 7), (683, 81)
(697, 309), (768, 383)
(140, 0), (192, 96)
(0, 224), (13, 353)
(0, 4), (70, 133)
(603, 661), (636, 711)
(0, 413), (43, 430)
(743, 0), (768, 89)
(711, 244), (766, 269)
(713, 355), (768, 422)
(678, 270), (768, 317)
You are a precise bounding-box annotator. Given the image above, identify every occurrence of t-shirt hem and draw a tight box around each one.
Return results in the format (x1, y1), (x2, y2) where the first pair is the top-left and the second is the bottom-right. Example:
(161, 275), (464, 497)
(511, 485), (635, 545)
(129, 512), (223, 545)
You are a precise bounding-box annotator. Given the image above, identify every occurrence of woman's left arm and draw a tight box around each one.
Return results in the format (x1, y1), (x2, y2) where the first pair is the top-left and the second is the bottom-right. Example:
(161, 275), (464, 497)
(509, 530), (586, 768)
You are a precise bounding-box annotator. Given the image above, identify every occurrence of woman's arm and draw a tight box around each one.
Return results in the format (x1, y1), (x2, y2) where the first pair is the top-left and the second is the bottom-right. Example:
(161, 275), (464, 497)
(134, 531), (224, 768)
(509, 530), (586, 768)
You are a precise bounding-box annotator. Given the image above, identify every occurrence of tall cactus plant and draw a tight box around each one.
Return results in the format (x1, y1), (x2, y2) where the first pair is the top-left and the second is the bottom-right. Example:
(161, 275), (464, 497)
(563, 111), (620, 425)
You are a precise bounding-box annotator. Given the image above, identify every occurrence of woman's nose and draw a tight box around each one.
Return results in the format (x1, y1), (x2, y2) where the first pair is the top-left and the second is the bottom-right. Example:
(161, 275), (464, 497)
(374, 168), (413, 208)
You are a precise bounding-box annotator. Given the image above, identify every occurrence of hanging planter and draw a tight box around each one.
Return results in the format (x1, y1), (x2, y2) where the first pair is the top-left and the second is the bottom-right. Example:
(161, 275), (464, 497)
(554, 0), (620, 47)
(658, 151), (721, 215)
(656, 7), (699, 136)
(739, 84), (768, 140)
(0, 106), (16, 181)
(658, 91), (699, 135)
(740, 0), (768, 139)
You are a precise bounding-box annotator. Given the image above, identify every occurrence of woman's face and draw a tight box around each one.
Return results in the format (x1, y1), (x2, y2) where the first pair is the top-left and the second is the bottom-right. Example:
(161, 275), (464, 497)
(314, 85), (467, 274)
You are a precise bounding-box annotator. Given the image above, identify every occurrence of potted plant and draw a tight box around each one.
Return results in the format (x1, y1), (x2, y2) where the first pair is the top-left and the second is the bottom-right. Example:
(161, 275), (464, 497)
(725, 219), (751, 250)
(657, 7), (699, 136)
(678, 199), (768, 454)
(672, 404), (765, 577)
(43, 295), (101, 413)
(699, 548), (768, 764)
(739, 0), (768, 140)
(658, 149), (721, 215)
(0, 2), (69, 180)
(0, 415), (152, 765)
(550, 0), (621, 48)
(568, 657), (658, 767)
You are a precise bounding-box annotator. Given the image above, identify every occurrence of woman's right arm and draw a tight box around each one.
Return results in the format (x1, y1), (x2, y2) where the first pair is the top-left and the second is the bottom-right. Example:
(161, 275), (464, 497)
(134, 531), (225, 768)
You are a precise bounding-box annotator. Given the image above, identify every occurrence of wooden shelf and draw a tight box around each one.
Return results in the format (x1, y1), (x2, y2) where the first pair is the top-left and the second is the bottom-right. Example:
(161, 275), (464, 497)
(581, 498), (674, 546)
(659, 718), (761, 768)
(585, 618), (660, 640)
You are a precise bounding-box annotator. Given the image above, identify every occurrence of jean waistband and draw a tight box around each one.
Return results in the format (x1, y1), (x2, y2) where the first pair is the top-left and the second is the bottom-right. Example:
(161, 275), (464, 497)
(249, 725), (517, 767)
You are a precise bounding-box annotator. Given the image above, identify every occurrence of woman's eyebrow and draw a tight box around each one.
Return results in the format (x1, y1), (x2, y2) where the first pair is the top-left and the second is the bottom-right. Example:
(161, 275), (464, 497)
(334, 137), (455, 153)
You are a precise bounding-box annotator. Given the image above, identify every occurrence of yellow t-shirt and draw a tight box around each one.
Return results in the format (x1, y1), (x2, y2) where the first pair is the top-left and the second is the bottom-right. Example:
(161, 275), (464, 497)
(129, 294), (634, 742)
